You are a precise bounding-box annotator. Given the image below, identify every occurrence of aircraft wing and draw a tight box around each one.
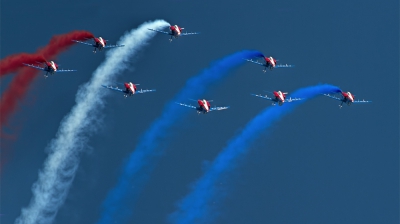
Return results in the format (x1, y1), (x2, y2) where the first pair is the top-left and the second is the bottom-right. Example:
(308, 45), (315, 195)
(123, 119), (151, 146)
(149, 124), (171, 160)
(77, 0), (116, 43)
(353, 99), (372, 103)
(23, 63), (46, 71)
(284, 97), (303, 102)
(251, 93), (274, 101)
(180, 32), (200, 36)
(323, 94), (342, 101)
(104, 44), (125, 49)
(175, 102), (197, 110)
(148, 28), (170, 35)
(135, 89), (156, 94)
(56, 69), (77, 72)
(102, 85), (125, 93)
(210, 106), (229, 111)
(72, 40), (94, 46)
(275, 64), (295, 68)
(244, 59), (264, 66)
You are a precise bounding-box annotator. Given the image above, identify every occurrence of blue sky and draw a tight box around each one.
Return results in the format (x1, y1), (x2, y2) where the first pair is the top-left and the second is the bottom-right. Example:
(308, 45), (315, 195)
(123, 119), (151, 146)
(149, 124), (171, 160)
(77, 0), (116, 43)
(1, 0), (398, 223)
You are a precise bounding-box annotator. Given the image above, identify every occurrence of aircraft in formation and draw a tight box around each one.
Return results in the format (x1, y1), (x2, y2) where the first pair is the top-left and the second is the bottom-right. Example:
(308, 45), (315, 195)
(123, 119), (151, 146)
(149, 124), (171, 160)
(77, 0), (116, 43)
(19, 26), (371, 110)
(73, 36), (124, 53)
(251, 91), (303, 106)
(323, 91), (371, 108)
(245, 56), (294, 72)
(148, 25), (200, 42)
(102, 82), (156, 98)
(176, 99), (229, 114)
(23, 60), (77, 78)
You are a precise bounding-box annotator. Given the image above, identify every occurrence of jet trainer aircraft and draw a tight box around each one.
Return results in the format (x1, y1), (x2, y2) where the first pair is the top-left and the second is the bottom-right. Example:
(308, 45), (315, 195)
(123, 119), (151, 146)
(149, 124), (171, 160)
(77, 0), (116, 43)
(23, 60), (77, 78)
(102, 82), (156, 98)
(251, 91), (303, 106)
(148, 25), (199, 42)
(323, 91), (371, 108)
(72, 36), (124, 53)
(176, 99), (229, 114)
(245, 56), (294, 72)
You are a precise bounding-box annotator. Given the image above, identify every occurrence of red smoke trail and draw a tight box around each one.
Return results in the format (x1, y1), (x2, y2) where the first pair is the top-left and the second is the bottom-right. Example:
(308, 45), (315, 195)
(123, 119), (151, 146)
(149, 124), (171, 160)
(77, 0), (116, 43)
(39, 31), (94, 58)
(0, 30), (94, 76)
(0, 68), (37, 126)
(0, 30), (94, 172)
(0, 54), (46, 76)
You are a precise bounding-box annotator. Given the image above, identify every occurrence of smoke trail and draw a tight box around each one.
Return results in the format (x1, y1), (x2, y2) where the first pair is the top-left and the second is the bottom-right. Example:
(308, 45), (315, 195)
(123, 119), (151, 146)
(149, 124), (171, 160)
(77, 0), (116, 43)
(170, 84), (341, 224)
(14, 20), (169, 224)
(39, 31), (94, 59)
(0, 54), (45, 76)
(0, 68), (37, 126)
(0, 31), (93, 77)
(0, 31), (94, 172)
(0, 68), (36, 173)
(98, 50), (264, 224)
(0, 30), (94, 126)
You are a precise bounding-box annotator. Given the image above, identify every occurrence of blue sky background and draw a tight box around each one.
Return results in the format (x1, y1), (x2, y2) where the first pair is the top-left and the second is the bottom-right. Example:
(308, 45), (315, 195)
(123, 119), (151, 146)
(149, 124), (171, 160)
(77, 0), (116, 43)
(1, 0), (398, 223)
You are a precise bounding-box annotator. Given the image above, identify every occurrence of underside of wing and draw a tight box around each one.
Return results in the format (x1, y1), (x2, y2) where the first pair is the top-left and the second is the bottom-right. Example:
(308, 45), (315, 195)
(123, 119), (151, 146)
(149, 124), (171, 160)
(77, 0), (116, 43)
(57, 69), (77, 72)
(244, 59), (264, 66)
(180, 32), (200, 36)
(135, 89), (156, 94)
(148, 28), (170, 35)
(323, 94), (342, 101)
(210, 106), (229, 111)
(353, 99), (372, 103)
(23, 63), (45, 71)
(72, 40), (94, 46)
(104, 44), (125, 48)
(102, 85), (125, 93)
(175, 102), (197, 110)
(284, 97), (303, 102)
(275, 64), (295, 68)
(251, 93), (273, 101)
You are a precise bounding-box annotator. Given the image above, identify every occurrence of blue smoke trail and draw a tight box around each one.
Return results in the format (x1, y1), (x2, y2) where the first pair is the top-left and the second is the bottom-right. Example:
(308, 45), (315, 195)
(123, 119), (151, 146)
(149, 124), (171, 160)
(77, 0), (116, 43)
(98, 50), (264, 224)
(169, 84), (341, 224)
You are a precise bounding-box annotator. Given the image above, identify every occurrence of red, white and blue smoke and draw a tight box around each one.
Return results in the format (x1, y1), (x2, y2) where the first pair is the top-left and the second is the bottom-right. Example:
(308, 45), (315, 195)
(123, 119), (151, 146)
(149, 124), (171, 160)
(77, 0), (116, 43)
(98, 50), (264, 224)
(169, 84), (341, 224)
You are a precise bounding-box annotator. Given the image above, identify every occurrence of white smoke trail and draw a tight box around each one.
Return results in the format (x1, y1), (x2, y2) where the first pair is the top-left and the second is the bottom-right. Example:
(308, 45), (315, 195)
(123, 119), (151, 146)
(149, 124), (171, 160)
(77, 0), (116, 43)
(15, 20), (170, 224)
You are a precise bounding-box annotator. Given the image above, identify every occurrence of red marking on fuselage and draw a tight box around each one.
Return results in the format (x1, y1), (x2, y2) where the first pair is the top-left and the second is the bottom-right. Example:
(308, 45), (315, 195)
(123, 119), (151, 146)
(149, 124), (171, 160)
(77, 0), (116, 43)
(342, 91), (354, 102)
(94, 37), (106, 48)
(265, 56), (277, 68)
(197, 99), (210, 112)
(124, 82), (136, 94)
(170, 25), (183, 36)
(99, 37), (106, 47)
(273, 91), (286, 102)
(46, 61), (58, 72)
